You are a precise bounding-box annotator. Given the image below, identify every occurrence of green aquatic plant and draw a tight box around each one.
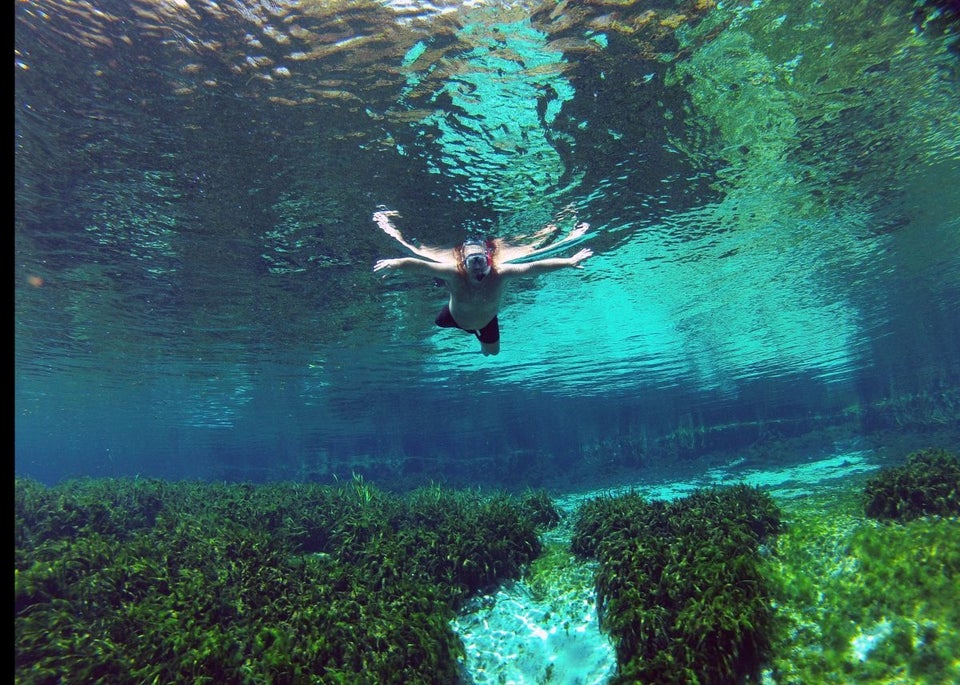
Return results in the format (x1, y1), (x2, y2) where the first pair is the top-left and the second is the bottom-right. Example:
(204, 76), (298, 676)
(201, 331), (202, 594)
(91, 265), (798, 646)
(525, 541), (578, 602)
(863, 447), (960, 521)
(571, 484), (781, 683)
(15, 476), (169, 549)
(768, 488), (960, 683)
(520, 487), (562, 530)
(14, 476), (547, 683)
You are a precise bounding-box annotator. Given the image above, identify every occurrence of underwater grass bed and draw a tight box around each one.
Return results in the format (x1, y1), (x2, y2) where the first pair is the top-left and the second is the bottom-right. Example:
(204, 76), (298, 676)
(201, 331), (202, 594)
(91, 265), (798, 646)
(564, 447), (959, 684)
(767, 448), (960, 684)
(768, 498), (960, 683)
(15, 476), (555, 684)
(15, 448), (959, 683)
(570, 483), (783, 683)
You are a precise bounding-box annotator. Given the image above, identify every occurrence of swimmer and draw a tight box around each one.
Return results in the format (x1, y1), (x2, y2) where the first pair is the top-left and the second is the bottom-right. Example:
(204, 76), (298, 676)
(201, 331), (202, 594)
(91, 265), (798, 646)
(373, 209), (593, 355)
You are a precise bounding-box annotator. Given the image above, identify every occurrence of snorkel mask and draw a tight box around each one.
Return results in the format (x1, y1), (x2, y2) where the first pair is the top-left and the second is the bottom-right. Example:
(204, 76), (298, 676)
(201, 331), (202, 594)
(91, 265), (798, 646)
(462, 239), (492, 280)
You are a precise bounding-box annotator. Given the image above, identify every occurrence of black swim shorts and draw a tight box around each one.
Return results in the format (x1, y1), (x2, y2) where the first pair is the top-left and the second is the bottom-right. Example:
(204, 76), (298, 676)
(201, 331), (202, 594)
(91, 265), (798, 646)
(435, 304), (500, 344)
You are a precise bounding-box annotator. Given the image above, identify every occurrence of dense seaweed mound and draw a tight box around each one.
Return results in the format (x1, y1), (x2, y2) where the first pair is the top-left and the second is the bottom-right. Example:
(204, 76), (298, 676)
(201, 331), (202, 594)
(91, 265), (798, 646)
(15, 476), (556, 684)
(863, 447), (960, 521)
(571, 484), (781, 683)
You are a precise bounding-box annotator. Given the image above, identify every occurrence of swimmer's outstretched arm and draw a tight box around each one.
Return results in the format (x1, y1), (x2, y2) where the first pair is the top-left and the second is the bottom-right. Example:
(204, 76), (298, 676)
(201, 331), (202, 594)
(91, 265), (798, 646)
(498, 248), (593, 277)
(374, 256), (459, 277)
(373, 209), (451, 263)
(499, 222), (591, 264)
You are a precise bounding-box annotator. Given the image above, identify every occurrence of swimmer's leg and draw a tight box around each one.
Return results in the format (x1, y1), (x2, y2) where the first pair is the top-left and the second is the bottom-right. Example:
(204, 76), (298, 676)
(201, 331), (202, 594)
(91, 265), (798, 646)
(477, 317), (500, 356)
(480, 340), (500, 356)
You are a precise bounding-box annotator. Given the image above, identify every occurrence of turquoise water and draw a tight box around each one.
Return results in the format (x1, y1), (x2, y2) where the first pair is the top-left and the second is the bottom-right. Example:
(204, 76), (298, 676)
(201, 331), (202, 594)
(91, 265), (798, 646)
(14, 2), (960, 683)
(15, 0), (960, 486)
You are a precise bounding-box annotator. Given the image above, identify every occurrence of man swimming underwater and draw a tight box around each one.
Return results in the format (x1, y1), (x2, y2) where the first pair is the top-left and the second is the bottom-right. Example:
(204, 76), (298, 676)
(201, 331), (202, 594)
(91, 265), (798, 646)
(373, 209), (593, 355)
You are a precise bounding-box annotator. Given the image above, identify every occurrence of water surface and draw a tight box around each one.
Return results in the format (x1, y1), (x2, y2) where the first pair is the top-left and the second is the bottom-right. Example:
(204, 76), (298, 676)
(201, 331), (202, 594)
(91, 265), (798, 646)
(15, 0), (960, 486)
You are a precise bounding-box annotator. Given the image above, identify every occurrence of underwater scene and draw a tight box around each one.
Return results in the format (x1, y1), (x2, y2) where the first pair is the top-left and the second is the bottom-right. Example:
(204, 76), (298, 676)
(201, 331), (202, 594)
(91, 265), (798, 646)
(14, 0), (960, 683)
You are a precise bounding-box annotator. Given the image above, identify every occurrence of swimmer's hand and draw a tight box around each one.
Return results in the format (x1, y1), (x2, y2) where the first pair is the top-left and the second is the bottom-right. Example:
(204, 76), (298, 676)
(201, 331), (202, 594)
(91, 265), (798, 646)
(373, 210), (402, 240)
(568, 222), (590, 241)
(373, 258), (401, 273)
(569, 247), (593, 268)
